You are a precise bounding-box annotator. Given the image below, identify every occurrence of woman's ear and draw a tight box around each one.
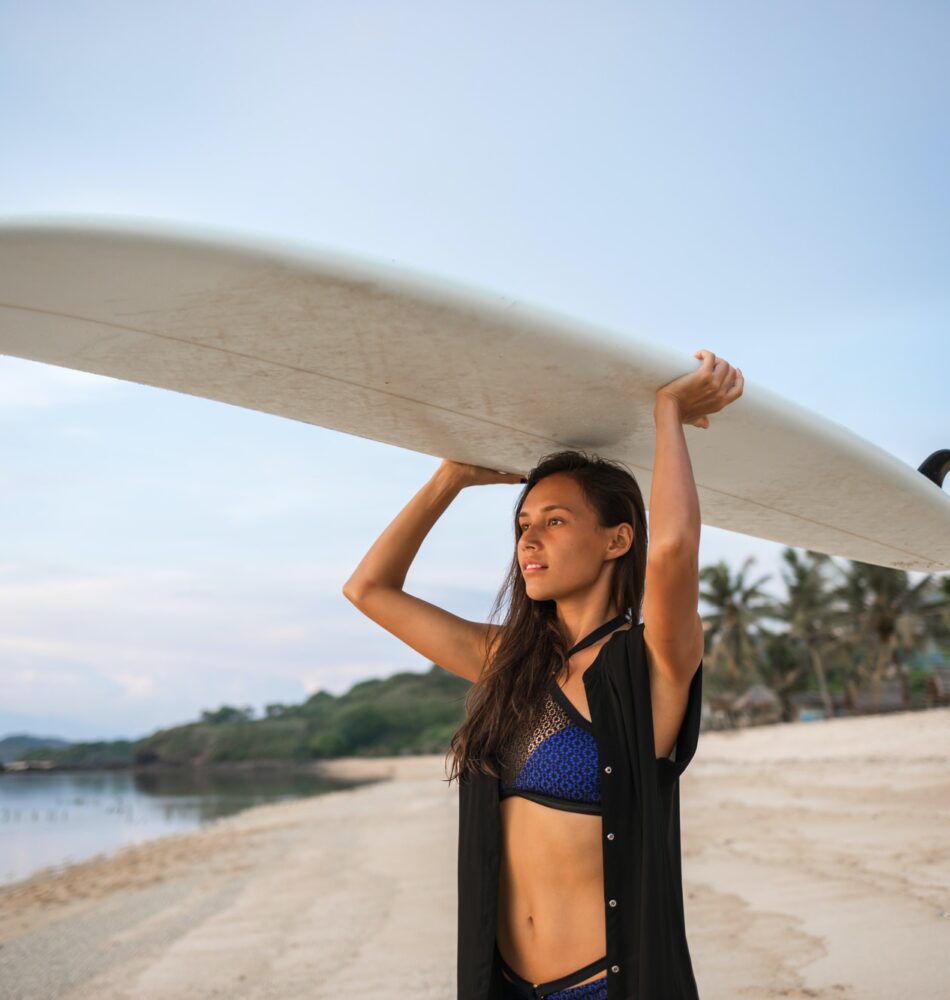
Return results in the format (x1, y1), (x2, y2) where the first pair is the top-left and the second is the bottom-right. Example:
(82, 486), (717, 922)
(608, 522), (634, 558)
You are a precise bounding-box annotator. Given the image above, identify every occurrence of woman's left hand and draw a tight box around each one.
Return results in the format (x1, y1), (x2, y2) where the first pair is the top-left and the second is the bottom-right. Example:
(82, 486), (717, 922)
(655, 349), (744, 429)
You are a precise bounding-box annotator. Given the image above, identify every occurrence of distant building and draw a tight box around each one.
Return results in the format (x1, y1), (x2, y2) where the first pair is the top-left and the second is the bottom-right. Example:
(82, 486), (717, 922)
(925, 666), (950, 708)
(787, 690), (848, 721)
(705, 683), (783, 729)
(731, 682), (782, 726)
(848, 678), (906, 713)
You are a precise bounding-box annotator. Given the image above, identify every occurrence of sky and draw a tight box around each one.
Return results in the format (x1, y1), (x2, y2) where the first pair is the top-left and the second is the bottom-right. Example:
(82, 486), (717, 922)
(0, 1), (947, 741)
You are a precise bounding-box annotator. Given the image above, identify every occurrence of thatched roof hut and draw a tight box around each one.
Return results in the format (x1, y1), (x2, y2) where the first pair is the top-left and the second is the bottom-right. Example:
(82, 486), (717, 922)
(731, 682), (782, 725)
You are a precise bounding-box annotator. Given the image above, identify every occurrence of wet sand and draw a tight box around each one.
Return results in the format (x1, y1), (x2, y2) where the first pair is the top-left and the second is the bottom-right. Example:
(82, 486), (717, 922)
(1, 709), (947, 999)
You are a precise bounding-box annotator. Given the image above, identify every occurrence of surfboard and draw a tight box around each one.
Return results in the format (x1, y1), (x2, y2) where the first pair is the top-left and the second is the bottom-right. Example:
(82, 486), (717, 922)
(1, 216), (947, 572)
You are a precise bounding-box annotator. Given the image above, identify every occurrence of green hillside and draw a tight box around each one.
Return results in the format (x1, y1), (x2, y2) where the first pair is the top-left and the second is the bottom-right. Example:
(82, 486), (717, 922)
(14, 664), (471, 769)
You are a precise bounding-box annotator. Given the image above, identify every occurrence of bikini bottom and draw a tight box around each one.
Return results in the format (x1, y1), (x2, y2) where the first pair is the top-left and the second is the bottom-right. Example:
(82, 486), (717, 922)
(495, 941), (609, 1000)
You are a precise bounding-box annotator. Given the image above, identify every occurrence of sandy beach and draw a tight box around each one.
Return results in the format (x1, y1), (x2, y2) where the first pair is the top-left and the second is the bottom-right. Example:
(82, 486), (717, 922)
(1, 708), (947, 1000)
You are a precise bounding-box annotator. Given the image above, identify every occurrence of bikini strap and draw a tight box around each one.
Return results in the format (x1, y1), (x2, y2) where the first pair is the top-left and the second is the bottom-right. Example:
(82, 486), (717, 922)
(535, 954), (609, 996)
(495, 943), (609, 998)
(565, 608), (632, 659)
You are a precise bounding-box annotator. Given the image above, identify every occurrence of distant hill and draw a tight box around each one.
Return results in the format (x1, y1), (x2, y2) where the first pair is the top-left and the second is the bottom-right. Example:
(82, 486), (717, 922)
(1, 664), (472, 770)
(0, 733), (74, 764)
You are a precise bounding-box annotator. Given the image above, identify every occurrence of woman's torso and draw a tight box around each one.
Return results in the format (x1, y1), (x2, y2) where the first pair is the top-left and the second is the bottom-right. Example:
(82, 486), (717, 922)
(495, 622), (632, 989)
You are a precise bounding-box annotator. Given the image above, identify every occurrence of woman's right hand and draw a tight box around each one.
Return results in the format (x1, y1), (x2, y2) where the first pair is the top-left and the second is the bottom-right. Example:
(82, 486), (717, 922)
(437, 458), (526, 489)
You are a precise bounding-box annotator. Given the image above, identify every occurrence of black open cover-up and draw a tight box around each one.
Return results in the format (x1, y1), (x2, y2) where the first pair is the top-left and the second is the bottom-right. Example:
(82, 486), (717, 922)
(456, 620), (704, 1000)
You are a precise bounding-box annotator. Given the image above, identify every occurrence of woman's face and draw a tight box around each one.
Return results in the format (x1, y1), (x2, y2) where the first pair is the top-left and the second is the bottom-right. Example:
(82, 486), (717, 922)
(517, 473), (629, 600)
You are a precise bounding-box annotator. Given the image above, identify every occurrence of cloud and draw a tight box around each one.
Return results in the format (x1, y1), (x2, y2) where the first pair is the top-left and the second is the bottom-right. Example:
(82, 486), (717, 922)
(12, 665), (82, 687)
(110, 671), (156, 699)
(0, 542), (500, 734)
(0, 629), (215, 670)
(0, 566), (197, 613)
(297, 672), (324, 696)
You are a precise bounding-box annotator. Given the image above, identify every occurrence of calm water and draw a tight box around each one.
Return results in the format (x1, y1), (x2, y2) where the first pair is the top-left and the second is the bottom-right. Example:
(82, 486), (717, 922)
(0, 766), (375, 888)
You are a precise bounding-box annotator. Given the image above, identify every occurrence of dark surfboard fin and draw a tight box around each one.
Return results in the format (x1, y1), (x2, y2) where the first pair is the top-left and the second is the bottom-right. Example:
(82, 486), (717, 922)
(918, 449), (950, 488)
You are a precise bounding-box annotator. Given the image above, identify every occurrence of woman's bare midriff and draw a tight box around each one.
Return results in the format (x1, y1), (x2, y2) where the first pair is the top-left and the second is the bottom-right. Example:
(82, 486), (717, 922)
(495, 622), (630, 989)
(497, 795), (606, 987)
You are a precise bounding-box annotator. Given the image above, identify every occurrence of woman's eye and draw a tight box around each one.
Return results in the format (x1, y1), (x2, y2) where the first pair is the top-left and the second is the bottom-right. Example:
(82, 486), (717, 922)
(518, 518), (562, 531)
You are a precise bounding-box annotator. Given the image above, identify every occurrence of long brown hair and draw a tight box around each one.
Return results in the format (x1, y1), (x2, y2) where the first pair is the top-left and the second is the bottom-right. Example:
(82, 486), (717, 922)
(443, 448), (647, 787)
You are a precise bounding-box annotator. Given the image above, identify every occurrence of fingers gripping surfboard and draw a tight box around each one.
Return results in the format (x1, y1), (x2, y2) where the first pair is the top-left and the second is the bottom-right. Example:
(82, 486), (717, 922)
(1, 216), (948, 572)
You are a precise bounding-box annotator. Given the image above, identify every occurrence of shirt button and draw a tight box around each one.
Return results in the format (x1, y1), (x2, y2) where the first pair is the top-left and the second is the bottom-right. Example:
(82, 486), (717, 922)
(604, 765), (612, 774)
(608, 898), (617, 907)
(606, 832), (615, 840)
(611, 965), (620, 973)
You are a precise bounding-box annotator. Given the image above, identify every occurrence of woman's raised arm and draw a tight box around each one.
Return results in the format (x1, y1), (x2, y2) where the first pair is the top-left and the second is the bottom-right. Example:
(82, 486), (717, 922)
(342, 459), (521, 683)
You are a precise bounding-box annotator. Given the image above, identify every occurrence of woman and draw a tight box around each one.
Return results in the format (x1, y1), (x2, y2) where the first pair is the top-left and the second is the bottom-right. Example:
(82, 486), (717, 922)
(343, 350), (743, 999)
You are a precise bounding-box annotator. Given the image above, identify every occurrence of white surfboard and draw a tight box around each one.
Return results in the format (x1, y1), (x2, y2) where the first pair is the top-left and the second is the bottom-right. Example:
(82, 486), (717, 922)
(1, 216), (948, 572)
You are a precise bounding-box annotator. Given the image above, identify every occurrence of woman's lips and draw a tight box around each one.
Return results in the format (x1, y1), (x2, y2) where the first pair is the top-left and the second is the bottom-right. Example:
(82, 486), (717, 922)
(524, 565), (547, 573)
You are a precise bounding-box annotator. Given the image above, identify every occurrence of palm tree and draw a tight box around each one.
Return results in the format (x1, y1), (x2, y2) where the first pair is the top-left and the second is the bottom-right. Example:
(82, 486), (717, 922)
(775, 548), (840, 719)
(928, 575), (950, 644)
(752, 626), (804, 721)
(698, 556), (779, 687)
(830, 560), (944, 710)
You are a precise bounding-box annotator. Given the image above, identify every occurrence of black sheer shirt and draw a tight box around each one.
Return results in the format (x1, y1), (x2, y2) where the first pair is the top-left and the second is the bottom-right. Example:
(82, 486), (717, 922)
(456, 621), (704, 1000)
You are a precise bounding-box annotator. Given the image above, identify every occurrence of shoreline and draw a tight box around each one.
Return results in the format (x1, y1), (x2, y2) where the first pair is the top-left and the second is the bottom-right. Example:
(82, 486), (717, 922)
(0, 755), (396, 894)
(1, 712), (947, 998)
(0, 754), (405, 935)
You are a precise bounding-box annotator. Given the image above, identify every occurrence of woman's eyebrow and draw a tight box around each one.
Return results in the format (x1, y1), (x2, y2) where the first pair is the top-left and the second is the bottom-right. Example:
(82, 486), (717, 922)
(517, 504), (573, 517)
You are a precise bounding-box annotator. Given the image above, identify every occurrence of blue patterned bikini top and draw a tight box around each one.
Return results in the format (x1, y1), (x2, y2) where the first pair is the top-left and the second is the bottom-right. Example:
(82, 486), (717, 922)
(497, 611), (630, 816)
